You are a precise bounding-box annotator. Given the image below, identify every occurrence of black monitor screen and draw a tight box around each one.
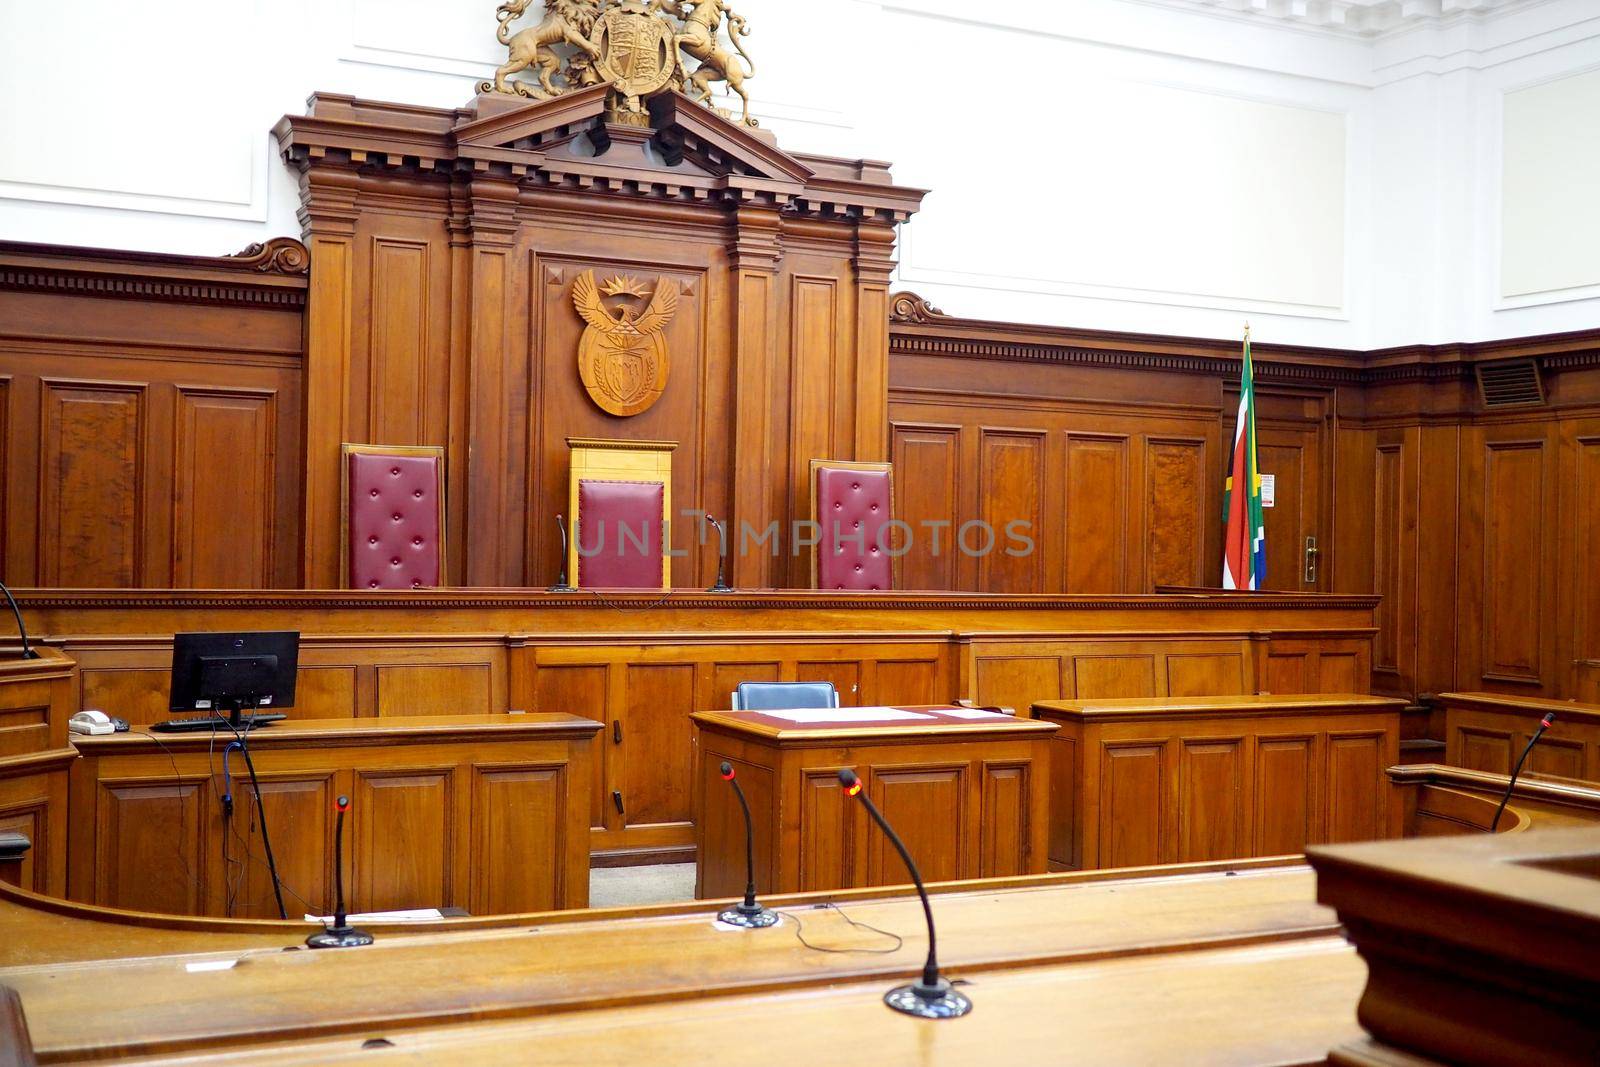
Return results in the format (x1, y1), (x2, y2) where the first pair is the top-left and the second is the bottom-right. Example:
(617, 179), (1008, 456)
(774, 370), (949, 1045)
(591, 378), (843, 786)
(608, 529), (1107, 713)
(168, 631), (299, 712)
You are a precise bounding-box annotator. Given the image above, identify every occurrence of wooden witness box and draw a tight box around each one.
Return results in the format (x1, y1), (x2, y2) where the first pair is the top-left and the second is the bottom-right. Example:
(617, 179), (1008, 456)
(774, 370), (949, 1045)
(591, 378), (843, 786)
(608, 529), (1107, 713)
(1033, 694), (1406, 870)
(0, 648), (75, 897)
(691, 705), (1057, 898)
(67, 714), (600, 918)
(1439, 691), (1600, 782)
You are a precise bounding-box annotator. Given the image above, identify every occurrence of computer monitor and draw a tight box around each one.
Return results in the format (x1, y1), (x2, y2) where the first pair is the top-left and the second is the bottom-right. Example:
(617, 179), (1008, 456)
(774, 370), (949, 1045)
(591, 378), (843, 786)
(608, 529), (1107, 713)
(168, 631), (299, 726)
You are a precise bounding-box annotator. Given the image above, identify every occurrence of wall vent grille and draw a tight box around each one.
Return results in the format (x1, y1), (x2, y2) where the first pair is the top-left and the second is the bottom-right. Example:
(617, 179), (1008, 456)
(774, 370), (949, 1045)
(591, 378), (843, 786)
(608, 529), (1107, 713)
(1475, 358), (1544, 408)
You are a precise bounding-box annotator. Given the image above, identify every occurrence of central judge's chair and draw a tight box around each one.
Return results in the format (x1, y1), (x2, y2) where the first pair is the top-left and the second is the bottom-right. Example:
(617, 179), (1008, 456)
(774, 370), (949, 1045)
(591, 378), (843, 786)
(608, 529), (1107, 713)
(810, 459), (894, 590)
(567, 438), (675, 589)
(731, 681), (840, 711)
(342, 444), (446, 589)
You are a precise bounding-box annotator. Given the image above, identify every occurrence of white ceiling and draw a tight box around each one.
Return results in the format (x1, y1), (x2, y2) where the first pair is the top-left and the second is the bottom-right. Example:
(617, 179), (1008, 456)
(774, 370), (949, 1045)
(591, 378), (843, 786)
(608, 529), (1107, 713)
(1136, 0), (1545, 37)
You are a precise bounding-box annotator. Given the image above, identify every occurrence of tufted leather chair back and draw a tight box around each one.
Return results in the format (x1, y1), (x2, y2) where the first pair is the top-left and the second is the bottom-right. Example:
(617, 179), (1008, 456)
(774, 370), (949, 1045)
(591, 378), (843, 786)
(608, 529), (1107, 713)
(343, 445), (445, 590)
(811, 461), (893, 591)
(576, 479), (665, 589)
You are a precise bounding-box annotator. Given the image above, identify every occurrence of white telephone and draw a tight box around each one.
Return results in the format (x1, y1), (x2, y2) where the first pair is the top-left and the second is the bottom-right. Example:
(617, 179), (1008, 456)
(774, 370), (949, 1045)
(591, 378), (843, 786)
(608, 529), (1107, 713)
(69, 710), (114, 736)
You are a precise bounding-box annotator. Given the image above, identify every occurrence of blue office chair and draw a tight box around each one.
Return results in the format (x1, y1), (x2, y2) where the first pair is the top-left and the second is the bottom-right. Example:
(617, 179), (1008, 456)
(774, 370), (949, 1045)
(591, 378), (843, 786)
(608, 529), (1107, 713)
(731, 681), (840, 711)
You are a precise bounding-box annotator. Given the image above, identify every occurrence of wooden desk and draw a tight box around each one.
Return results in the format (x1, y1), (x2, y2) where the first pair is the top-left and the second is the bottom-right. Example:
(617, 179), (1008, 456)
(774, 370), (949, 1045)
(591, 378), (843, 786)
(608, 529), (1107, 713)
(1390, 762), (1600, 836)
(1033, 693), (1406, 870)
(0, 648), (75, 898)
(19, 587), (1378, 863)
(1439, 690), (1600, 781)
(691, 705), (1056, 896)
(66, 714), (600, 918)
(0, 857), (1366, 1063)
(1313, 827), (1600, 1067)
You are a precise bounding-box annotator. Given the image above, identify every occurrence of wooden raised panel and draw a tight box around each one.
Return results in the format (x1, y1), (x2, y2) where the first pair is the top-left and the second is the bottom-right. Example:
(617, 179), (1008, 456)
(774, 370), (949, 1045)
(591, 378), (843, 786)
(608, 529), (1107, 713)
(713, 661), (778, 706)
(0, 703), (48, 759)
(874, 660), (938, 705)
(790, 276), (842, 567)
(622, 664), (695, 827)
(96, 780), (205, 914)
(1373, 444), (1404, 672)
(1576, 438), (1600, 667)
(869, 765), (964, 884)
(355, 770), (452, 912)
(1264, 653), (1308, 694)
(1064, 435), (1129, 593)
(979, 762), (1031, 878)
(1527, 737), (1586, 780)
(0, 805), (44, 893)
(1144, 439), (1205, 589)
(1165, 654), (1245, 697)
(974, 656), (1061, 712)
(891, 423), (960, 590)
(1075, 656), (1156, 699)
(1177, 739), (1243, 863)
(1480, 441), (1545, 683)
(375, 664), (493, 717)
(173, 389), (275, 588)
(796, 661), (861, 704)
(1048, 734), (1078, 868)
(234, 776), (331, 920)
(1255, 736), (1315, 855)
(471, 765), (565, 913)
(1318, 652), (1361, 693)
(1325, 733), (1383, 843)
(799, 769), (853, 891)
(1100, 742), (1164, 868)
(696, 755), (775, 900)
(1457, 727), (1513, 774)
(295, 666), (359, 719)
(978, 429), (1045, 593)
(80, 667), (169, 727)
(1256, 438), (1308, 592)
(369, 239), (432, 445)
(40, 382), (144, 587)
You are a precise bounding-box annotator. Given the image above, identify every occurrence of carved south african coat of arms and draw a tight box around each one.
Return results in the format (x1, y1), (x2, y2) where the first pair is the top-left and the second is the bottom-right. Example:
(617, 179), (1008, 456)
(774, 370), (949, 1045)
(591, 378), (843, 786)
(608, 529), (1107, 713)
(571, 269), (678, 417)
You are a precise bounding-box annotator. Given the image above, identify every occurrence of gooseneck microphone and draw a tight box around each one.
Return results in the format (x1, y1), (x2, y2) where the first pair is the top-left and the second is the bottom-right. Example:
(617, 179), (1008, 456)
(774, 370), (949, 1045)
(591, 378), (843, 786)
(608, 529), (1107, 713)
(716, 762), (779, 928)
(1490, 712), (1556, 833)
(838, 769), (972, 1019)
(705, 515), (733, 593)
(306, 795), (374, 949)
(549, 514), (576, 592)
(0, 580), (38, 660)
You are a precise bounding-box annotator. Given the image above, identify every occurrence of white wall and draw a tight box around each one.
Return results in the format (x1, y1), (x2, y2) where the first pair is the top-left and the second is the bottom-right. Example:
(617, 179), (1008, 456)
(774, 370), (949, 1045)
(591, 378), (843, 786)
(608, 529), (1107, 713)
(0, 0), (1597, 348)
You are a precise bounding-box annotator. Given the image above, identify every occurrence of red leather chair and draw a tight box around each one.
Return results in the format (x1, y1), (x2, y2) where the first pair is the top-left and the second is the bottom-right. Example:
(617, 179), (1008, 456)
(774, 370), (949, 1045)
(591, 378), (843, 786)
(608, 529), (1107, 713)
(810, 460), (893, 591)
(342, 444), (445, 590)
(567, 438), (674, 590)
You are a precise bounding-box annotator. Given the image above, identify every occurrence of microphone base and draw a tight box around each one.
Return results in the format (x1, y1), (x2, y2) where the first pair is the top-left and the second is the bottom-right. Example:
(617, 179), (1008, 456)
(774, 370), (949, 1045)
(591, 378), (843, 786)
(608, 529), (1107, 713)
(716, 902), (780, 928)
(883, 976), (972, 1019)
(547, 582), (577, 593)
(706, 580), (734, 593)
(305, 924), (375, 949)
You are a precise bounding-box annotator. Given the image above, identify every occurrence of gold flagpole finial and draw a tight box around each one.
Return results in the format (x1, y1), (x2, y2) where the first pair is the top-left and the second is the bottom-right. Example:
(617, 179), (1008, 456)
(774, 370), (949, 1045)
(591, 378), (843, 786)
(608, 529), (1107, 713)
(1244, 321), (1251, 339)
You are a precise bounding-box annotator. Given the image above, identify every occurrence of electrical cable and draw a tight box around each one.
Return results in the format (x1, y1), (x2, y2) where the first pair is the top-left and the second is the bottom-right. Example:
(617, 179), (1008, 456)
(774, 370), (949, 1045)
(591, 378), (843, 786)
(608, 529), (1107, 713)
(789, 901), (904, 955)
(233, 713), (288, 920)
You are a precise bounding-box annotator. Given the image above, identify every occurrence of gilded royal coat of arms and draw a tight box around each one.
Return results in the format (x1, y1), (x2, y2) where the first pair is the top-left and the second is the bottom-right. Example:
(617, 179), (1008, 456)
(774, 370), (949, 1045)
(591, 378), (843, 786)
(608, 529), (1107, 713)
(480, 0), (756, 127)
(571, 270), (679, 417)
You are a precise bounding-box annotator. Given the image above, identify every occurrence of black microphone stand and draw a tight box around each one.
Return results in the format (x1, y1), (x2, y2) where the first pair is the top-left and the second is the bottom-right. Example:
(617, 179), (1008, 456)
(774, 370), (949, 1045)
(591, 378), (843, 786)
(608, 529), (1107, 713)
(1490, 712), (1556, 833)
(838, 769), (971, 1018)
(549, 514), (576, 592)
(0, 580), (38, 659)
(307, 795), (374, 948)
(716, 762), (778, 928)
(705, 515), (733, 593)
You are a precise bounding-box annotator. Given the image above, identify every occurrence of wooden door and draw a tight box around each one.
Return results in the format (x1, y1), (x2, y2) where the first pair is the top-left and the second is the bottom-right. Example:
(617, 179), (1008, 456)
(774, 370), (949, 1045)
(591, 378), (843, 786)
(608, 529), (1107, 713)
(1224, 389), (1330, 592)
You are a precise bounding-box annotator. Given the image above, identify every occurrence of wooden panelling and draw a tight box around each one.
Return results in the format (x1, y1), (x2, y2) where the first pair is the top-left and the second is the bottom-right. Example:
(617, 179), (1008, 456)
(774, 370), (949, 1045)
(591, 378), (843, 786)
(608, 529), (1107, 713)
(1166, 654), (1244, 698)
(1479, 441), (1545, 684)
(367, 238), (434, 446)
(890, 423), (960, 590)
(173, 389), (276, 588)
(798, 769), (853, 892)
(870, 765), (964, 884)
(874, 659), (939, 705)
(356, 770), (452, 913)
(979, 762), (1031, 878)
(1372, 444), (1403, 674)
(1038, 695), (1403, 870)
(40, 383), (144, 587)
(977, 429), (1046, 593)
(1076, 655), (1157, 699)
(1144, 439), (1206, 589)
(67, 715), (597, 917)
(973, 656), (1062, 713)
(1101, 743), (1164, 868)
(375, 663), (493, 717)
(1574, 436), (1600, 673)
(1441, 693), (1600, 784)
(1064, 435), (1130, 593)
(622, 664), (695, 829)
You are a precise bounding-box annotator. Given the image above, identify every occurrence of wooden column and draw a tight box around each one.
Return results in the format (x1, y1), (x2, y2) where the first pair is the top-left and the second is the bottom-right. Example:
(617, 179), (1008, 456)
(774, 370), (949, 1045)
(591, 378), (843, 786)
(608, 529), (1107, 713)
(297, 168), (361, 589)
(729, 204), (783, 589)
(852, 221), (897, 463)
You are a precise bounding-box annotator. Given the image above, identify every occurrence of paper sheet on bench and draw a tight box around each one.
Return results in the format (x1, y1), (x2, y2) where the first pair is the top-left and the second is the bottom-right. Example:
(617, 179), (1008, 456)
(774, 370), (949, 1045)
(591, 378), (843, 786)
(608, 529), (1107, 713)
(939, 707), (1008, 719)
(304, 908), (443, 924)
(760, 707), (934, 724)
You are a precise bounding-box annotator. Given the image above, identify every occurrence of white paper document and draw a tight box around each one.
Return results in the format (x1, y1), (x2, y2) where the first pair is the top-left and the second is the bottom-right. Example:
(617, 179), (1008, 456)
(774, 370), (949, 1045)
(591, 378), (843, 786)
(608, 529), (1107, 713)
(303, 908), (444, 924)
(758, 707), (934, 724)
(938, 707), (1009, 719)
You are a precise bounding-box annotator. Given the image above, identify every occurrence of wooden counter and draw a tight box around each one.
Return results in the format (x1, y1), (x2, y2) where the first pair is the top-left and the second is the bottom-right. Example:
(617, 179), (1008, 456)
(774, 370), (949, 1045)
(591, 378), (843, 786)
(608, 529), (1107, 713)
(1033, 693), (1407, 870)
(66, 714), (600, 918)
(19, 587), (1377, 862)
(0, 648), (75, 898)
(691, 705), (1057, 897)
(1390, 762), (1600, 836)
(1439, 690), (1600, 781)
